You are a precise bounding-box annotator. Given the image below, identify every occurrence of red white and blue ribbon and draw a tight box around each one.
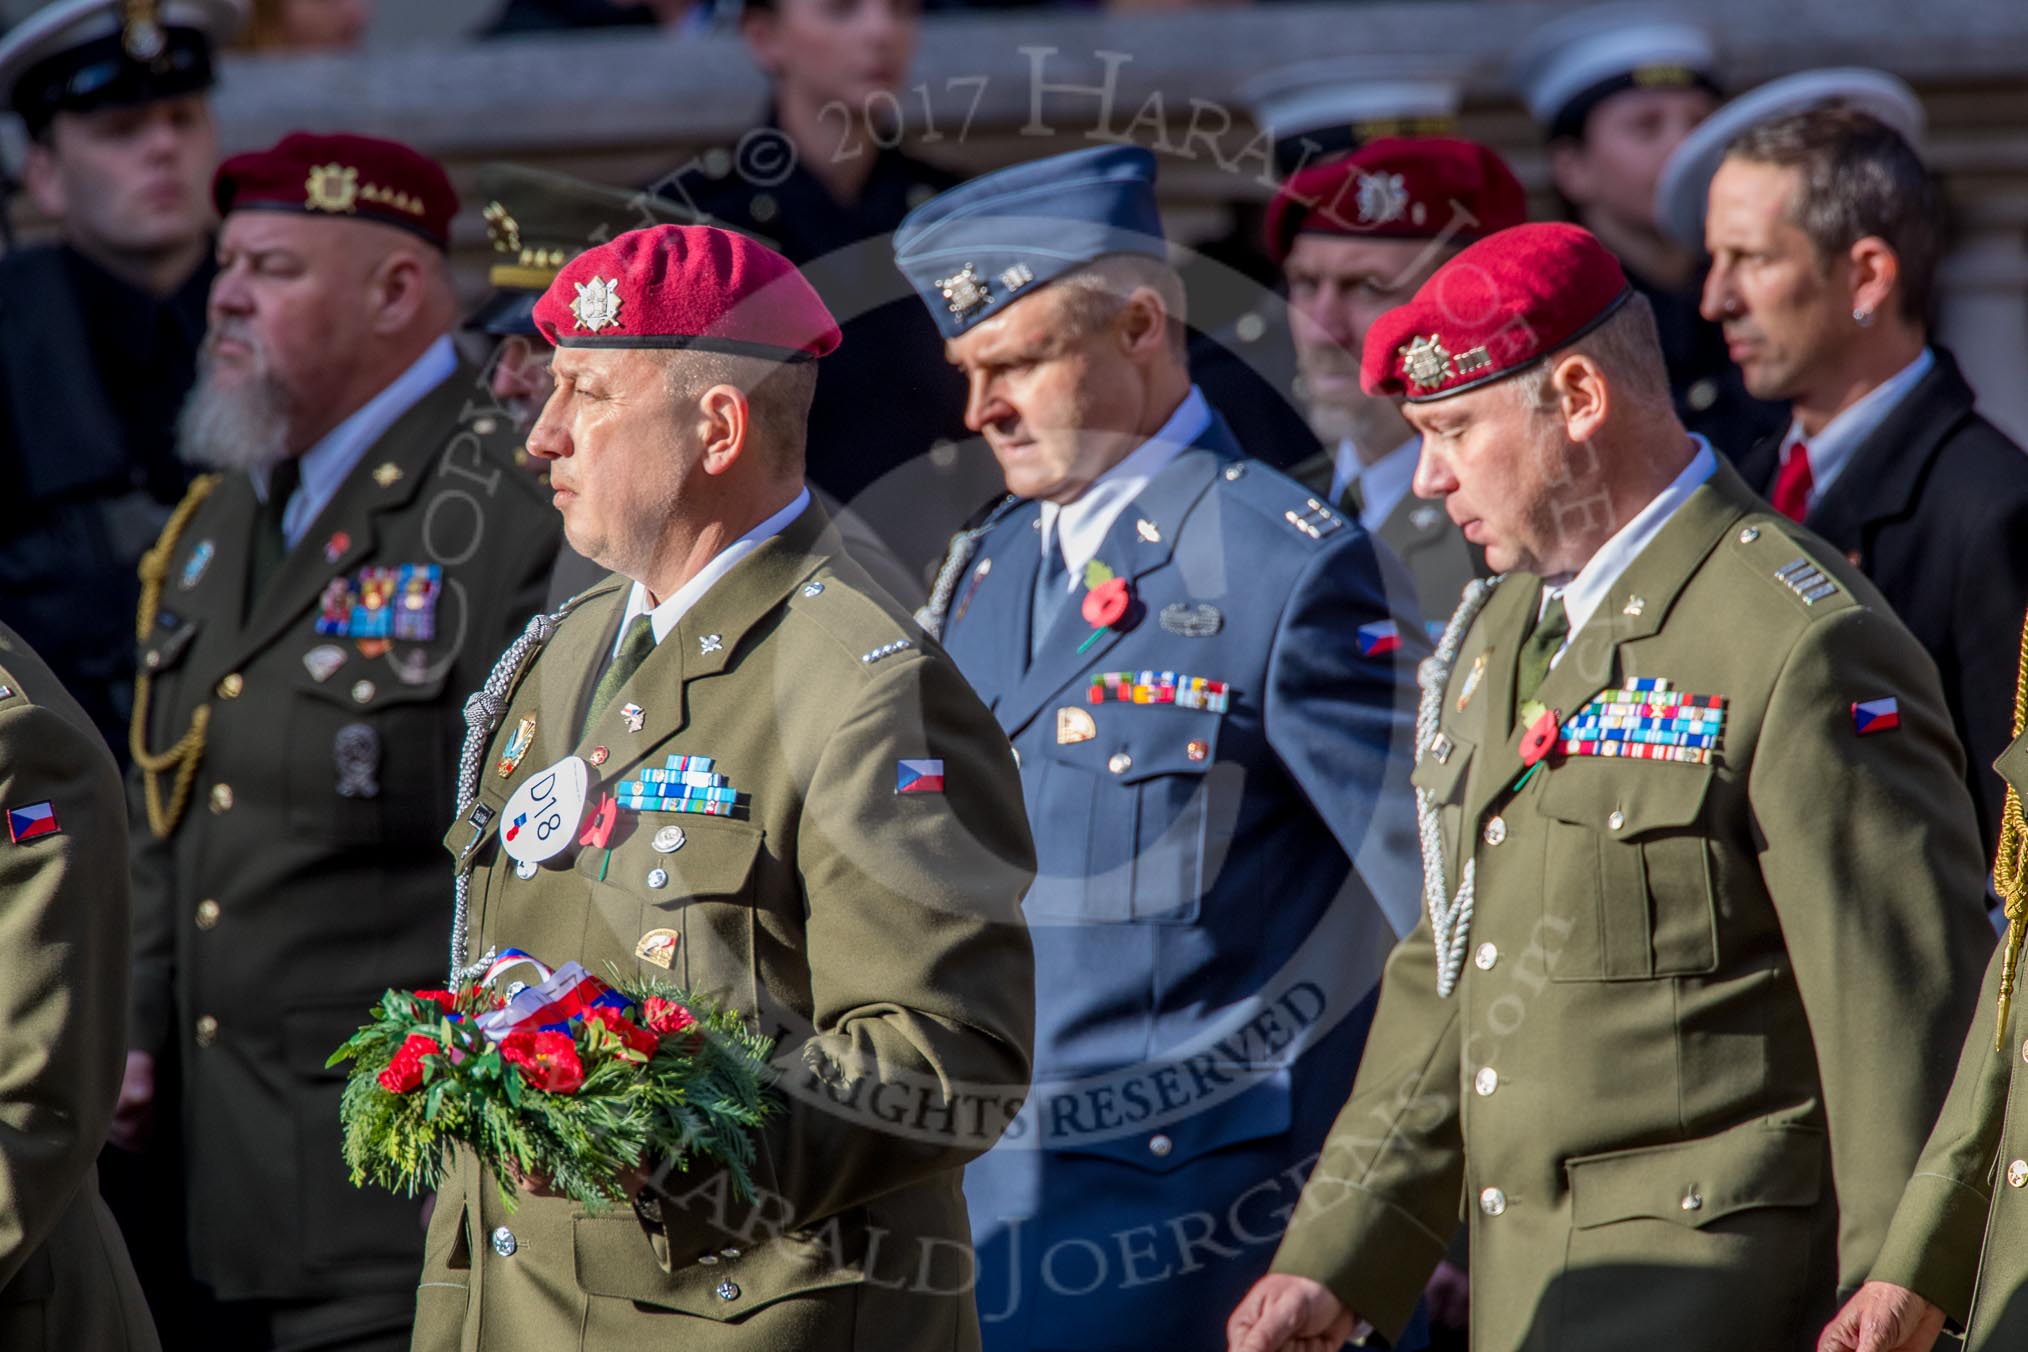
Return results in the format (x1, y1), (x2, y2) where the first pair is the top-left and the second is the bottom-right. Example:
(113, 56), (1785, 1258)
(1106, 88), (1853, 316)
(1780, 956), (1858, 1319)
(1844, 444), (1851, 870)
(475, 961), (630, 1042)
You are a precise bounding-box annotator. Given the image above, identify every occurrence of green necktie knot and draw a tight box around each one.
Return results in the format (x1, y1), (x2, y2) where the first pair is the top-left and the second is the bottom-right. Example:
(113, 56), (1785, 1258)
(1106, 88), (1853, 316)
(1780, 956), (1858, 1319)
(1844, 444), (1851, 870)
(584, 612), (657, 736)
(1514, 592), (1570, 713)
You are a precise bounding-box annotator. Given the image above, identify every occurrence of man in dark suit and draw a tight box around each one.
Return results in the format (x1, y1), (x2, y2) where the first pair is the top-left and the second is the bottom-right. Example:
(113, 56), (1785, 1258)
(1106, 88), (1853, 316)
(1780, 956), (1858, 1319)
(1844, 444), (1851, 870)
(896, 145), (1425, 1352)
(1702, 105), (2028, 859)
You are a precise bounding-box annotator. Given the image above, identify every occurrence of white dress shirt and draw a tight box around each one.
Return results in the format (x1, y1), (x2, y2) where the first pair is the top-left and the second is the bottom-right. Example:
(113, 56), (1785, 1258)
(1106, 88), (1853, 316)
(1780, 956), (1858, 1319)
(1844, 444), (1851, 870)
(613, 487), (813, 655)
(1774, 347), (1934, 511)
(1541, 436), (1719, 667)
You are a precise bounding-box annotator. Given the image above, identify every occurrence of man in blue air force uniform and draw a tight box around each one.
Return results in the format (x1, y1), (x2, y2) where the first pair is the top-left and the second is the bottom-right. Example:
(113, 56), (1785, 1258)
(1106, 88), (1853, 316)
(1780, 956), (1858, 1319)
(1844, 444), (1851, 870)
(895, 146), (1425, 1352)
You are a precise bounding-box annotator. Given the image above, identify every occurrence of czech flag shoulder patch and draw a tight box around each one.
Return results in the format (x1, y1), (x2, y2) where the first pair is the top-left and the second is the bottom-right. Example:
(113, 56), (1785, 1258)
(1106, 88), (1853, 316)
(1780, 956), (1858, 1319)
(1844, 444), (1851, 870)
(896, 759), (946, 794)
(1852, 697), (1901, 736)
(7, 800), (60, 843)
(1356, 620), (1402, 658)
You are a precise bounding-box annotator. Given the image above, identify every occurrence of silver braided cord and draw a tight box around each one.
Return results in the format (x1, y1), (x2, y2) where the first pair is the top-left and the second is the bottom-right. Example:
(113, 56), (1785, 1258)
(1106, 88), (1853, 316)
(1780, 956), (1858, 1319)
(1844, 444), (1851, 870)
(1419, 575), (1502, 998)
(447, 605), (569, 982)
(915, 496), (1021, 638)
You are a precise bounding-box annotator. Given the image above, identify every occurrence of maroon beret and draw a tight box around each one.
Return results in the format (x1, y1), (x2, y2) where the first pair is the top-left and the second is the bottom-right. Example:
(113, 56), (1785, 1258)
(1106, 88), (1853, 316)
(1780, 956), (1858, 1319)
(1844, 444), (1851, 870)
(214, 131), (457, 250)
(1265, 137), (1528, 265)
(1361, 222), (1632, 402)
(533, 225), (841, 362)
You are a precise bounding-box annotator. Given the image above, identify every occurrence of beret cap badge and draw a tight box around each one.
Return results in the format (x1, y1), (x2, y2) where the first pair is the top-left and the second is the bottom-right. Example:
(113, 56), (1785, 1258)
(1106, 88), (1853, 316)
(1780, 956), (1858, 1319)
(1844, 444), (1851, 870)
(122, 0), (167, 60)
(1401, 334), (1455, 392)
(483, 201), (522, 253)
(571, 276), (625, 334)
(305, 163), (360, 215)
(1356, 171), (1411, 225)
(937, 263), (991, 319)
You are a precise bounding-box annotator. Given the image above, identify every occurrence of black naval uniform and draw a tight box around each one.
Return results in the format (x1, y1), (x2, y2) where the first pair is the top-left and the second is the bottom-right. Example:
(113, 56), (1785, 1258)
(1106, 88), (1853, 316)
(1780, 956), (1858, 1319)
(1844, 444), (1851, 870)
(1632, 265), (1786, 462)
(0, 244), (212, 764)
(654, 116), (987, 580)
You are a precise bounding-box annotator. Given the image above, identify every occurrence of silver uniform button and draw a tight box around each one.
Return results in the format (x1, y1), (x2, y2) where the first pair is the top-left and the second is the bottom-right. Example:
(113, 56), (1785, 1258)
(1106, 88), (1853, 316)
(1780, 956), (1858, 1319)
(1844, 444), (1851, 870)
(697, 1254), (719, 1266)
(1148, 1134), (1174, 1158)
(652, 825), (687, 854)
(1479, 1186), (1506, 1217)
(720, 1248), (742, 1259)
(491, 1226), (517, 1257)
(647, 868), (669, 890)
(514, 858), (538, 880)
(351, 679), (376, 704)
(1473, 1067), (1499, 1097)
(1607, 809), (1626, 831)
(2021, 1038), (2028, 1064)
(2010, 1159), (2028, 1190)
(1108, 752), (1133, 775)
(1739, 527), (1760, 544)
(1680, 1189), (1704, 1212)
(1482, 816), (1507, 846)
(1474, 942), (1498, 970)
(715, 1280), (741, 1302)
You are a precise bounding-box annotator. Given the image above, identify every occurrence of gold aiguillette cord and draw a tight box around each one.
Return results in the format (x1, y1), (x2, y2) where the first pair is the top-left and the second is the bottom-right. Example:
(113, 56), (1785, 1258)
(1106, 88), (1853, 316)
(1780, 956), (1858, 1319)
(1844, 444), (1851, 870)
(1994, 611), (2028, 1050)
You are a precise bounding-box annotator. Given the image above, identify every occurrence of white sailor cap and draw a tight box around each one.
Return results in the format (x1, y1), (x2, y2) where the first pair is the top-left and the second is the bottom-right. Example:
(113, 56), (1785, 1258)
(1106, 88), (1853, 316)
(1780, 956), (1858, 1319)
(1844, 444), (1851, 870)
(1239, 59), (1465, 178)
(1653, 67), (1926, 249)
(1508, 2), (1718, 139)
(0, 0), (245, 132)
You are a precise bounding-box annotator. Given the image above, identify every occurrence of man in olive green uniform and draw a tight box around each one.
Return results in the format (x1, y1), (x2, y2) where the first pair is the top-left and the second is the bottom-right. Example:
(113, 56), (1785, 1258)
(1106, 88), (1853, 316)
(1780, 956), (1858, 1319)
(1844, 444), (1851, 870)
(413, 224), (1035, 1351)
(1225, 223), (1993, 1352)
(1268, 135), (1514, 636)
(118, 132), (558, 1351)
(1818, 627), (2028, 1352)
(0, 623), (157, 1348)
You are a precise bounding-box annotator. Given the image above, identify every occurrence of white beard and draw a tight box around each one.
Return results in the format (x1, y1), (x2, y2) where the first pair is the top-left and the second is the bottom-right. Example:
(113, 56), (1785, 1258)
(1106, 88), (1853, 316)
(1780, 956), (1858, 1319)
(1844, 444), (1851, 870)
(176, 328), (295, 474)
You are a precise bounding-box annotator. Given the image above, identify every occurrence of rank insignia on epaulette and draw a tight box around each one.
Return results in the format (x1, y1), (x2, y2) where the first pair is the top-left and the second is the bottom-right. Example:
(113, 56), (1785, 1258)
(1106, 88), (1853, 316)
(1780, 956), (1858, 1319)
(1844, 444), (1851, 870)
(1284, 499), (1344, 540)
(1774, 556), (1838, 605)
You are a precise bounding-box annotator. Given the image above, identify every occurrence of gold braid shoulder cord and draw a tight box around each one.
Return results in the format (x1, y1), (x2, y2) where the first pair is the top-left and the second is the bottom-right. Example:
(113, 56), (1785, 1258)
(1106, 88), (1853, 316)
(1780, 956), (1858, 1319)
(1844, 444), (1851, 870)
(1993, 608), (2028, 1050)
(130, 474), (221, 841)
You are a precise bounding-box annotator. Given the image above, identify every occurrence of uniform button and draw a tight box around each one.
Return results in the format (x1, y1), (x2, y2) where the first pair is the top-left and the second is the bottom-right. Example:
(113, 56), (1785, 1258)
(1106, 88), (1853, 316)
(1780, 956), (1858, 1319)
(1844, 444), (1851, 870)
(2020, 1038), (2028, 1064)
(209, 783), (234, 814)
(715, 1280), (741, 1302)
(1108, 752), (1133, 775)
(1738, 527), (1760, 544)
(1688, 377), (1719, 411)
(217, 673), (244, 699)
(1482, 816), (1507, 846)
(1475, 943), (1498, 970)
(696, 1253), (719, 1265)
(1478, 1186), (1506, 1217)
(1474, 1067), (1499, 1097)
(491, 1226), (518, 1256)
(1148, 1134), (1174, 1158)
(1680, 1189), (1704, 1212)
(195, 898), (221, 930)
(144, 649), (163, 670)
(646, 868), (669, 889)
(2009, 1159), (2028, 1189)
(1607, 809), (1626, 831)
(194, 1014), (219, 1047)
(1185, 740), (1209, 762)
(351, 679), (377, 704)
(720, 1248), (742, 1259)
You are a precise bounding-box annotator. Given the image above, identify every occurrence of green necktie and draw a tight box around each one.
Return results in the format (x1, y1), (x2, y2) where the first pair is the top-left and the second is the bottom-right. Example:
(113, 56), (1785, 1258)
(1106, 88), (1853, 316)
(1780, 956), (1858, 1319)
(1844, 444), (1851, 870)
(1514, 592), (1570, 715)
(247, 456), (300, 602)
(583, 613), (656, 736)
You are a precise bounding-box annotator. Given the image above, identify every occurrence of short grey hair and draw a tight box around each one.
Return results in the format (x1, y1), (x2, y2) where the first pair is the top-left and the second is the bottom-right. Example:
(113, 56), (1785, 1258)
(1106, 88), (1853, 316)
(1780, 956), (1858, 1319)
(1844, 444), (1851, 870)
(1508, 291), (1671, 414)
(658, 350), (818, 475)
(1050, 253), (1189, 359)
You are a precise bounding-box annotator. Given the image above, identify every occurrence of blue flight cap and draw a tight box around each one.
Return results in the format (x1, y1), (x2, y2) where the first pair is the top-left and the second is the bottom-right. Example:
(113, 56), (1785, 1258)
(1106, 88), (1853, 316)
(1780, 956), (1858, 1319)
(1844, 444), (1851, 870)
(893, 145), (1169, 341)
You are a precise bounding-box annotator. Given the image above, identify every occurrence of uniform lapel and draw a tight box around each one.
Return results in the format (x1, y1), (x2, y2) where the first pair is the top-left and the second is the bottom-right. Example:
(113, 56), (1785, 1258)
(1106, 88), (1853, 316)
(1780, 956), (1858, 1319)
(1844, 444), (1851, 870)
(1461, 463), (1750, 827)
(993, 436), (1227, 738)
(1807, 350), (1968, 546)
(1378, 491), (1450, 567)
(224, 363), (471, 672)
(572, 501), (834, 780)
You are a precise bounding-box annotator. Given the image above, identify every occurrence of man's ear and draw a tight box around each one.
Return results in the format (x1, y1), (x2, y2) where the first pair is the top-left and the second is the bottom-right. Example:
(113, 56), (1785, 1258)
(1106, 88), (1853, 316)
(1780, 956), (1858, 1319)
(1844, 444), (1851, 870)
(1115, 287), (1171, 361)
(1847, 236), (1902, 323)
(698, 384), (751, 476)
(21, 139), (65, 221)
(366, 250), (428, 338)
(1552, 352), (1610, 443)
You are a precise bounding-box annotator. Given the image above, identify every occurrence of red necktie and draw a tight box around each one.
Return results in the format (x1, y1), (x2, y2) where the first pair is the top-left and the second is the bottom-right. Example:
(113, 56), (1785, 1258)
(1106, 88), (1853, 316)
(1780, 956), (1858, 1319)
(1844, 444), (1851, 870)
(1771, 441), (1813, 521)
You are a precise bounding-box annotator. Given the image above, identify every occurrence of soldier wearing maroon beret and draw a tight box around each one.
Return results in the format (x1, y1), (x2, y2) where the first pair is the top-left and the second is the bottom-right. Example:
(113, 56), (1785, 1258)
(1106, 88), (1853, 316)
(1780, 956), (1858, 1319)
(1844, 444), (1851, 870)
(1266, 136), (1519, 635)
(410, 223), (1036, 1352)
(1227, 222), (1992, 1352)
(117, 129), (560, 1350)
